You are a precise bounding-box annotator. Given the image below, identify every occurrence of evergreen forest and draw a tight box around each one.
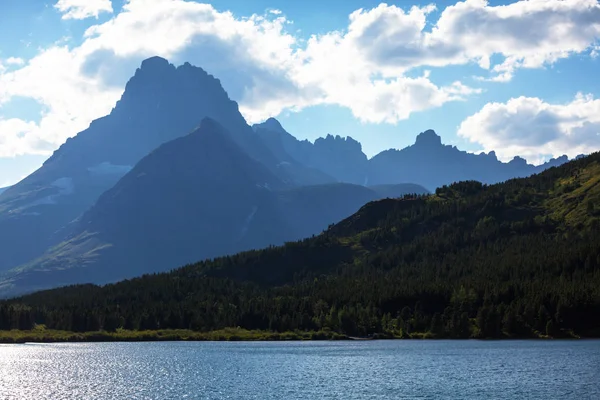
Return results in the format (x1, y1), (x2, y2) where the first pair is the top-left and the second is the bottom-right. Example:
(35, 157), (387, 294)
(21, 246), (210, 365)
(1, 153), (599, 340)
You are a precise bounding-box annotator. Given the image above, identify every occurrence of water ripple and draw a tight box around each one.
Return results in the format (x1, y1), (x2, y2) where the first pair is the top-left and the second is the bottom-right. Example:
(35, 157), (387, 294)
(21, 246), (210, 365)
(0, 340), (599, 399)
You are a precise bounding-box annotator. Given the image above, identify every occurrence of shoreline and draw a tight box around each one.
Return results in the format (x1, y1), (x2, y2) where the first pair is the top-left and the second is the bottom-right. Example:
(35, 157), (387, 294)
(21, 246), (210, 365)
(0, 328), (591, 344)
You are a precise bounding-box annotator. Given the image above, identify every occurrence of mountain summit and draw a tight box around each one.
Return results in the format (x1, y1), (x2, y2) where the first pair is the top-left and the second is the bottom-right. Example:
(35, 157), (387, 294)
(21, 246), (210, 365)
(414, 129), (442, 148)
(0, 57), (277, 272)
(254, 119), (368, 185)
(254, 121), (571, 190)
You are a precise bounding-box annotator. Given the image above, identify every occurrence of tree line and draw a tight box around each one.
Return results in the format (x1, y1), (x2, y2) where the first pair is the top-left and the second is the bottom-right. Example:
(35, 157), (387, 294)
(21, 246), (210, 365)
(1, 153), (599, 338)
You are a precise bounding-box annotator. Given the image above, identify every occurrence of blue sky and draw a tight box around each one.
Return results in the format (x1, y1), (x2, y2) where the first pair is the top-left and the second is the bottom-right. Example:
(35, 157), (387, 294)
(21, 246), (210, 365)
(1, 0), (600, 186)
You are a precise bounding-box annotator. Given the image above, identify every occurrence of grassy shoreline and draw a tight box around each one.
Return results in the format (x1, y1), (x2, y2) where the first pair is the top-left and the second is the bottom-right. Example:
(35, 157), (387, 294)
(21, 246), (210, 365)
(0, 327), (350, 344)
(0, 327), (590, 344)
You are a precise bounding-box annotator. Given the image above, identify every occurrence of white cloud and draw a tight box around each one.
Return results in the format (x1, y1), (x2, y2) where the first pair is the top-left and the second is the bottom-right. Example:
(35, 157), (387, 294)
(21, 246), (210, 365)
(0, 57), (25, 74)
(54, 0), (113, 20)
(309, 0), (600, 80)
(0, 46), (122, 156)
(5, 57), (24, 66)
(458, 94), (600, 163)
(1, 0), (599, 158)
(0, 118), (55, 158)
(1, 0), (473, 156)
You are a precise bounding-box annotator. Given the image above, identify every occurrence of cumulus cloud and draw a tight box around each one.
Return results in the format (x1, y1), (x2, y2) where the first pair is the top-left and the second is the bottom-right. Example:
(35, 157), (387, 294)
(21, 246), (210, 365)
(310, 0), (600, 81)
(1, 0), (471, 157)
(1, 0), (600, 158)
(5, 57), (25, 66)
(0, 46), (122, 155)
(0, 118), (56, 158)
(0, 57), (25, 74)
(458, 94), (600, 163)
(54, 0), (113, 20)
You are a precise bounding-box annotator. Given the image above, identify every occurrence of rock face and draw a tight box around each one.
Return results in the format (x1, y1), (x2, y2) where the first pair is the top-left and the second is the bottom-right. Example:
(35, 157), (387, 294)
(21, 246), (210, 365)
(414, 129), (442, 148)
(0, 119), (428, 295)
(254, 123), (572, 192)
(0, 56), (577, 297)
(0, 57), (265, 271)
(254, 120), (368, 185)
(367, 129), (570, 190)
(0, 57), (315, 273)
(17, 119), (288, 285)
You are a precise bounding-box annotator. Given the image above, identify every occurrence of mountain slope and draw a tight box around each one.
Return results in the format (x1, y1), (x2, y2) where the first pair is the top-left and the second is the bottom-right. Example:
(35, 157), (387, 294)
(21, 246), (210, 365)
(255, 120), (573, 191)
(4, 153), (599, 338)
(1, 119), (286, 289)
(274, 183), (423, 241)
(368, 129), (570, 190)
(0, 58), (327, 272)
(0, 118), (428, 296)
(0, 57), (263, 271)
(254, 118), (368, 185)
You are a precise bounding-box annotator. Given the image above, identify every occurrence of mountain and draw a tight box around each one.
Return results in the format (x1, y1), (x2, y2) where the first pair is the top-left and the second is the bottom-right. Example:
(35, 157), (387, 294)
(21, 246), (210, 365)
(0, 57), (324, 273)
(0, 187), (7, 195)
(255, 122), (573, 191)
(0, 119), (287, 290)
(367, 129), (570, 190)
(4, 153), (599, 338)
(275, 182), (427, 241)
(254, 119), (368, 185)
(0, 56), (580, 296)
(0, 119), (428, 296)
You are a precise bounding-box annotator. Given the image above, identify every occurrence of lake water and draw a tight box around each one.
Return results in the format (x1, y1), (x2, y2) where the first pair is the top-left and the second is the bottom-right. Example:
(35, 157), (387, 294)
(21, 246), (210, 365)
(1, 340), (599, 399)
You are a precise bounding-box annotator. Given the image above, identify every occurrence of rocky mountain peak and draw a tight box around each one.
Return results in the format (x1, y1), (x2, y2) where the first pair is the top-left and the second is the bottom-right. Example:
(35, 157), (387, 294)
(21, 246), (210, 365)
(414, 129), (442, 148)
(253, 117), (286, 134)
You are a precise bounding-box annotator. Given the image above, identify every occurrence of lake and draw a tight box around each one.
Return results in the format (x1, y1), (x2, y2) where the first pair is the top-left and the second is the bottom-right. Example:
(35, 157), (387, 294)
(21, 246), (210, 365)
(1, 340), (599, 399)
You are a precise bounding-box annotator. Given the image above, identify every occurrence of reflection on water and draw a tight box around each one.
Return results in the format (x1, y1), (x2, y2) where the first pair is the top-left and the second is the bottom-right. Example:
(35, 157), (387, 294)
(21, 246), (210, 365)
(1, 340), (599, 399)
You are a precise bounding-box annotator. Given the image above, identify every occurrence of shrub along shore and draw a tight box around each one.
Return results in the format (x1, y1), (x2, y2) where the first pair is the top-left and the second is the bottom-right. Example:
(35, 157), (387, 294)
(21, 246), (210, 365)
(0, 325), (587, 344)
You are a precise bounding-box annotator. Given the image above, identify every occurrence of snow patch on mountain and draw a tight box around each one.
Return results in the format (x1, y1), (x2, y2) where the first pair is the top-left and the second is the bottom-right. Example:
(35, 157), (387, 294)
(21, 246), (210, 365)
(19, 177), (75, 211)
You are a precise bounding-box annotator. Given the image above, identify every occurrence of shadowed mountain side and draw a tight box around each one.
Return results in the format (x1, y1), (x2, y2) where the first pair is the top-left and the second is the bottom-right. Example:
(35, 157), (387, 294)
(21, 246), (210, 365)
(275, 183), (419, 241)
(254, 121), (573, 192)
(0, 120), (427, 296)
(0, 57), (326, 272)
(4, 119), (285, 285)
(0, 57), (257, 271)
(254, 118), (368, 185)
(367, 130), (571, 190)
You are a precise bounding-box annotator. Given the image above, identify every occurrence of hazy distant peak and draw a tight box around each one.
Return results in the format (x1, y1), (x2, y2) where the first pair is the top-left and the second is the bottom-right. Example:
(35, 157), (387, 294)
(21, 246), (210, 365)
(314, 135), (364, 156)
(509, 156), (528, 167)
(554, 155), (569, 163)
(414, 129), (442, 147)
(317, 133), (361, 146)
(254, 117), (286, 134)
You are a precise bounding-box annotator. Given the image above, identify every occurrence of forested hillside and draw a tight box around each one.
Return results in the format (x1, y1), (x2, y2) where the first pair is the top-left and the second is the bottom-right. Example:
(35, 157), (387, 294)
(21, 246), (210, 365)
(2, 153), (599, 339)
